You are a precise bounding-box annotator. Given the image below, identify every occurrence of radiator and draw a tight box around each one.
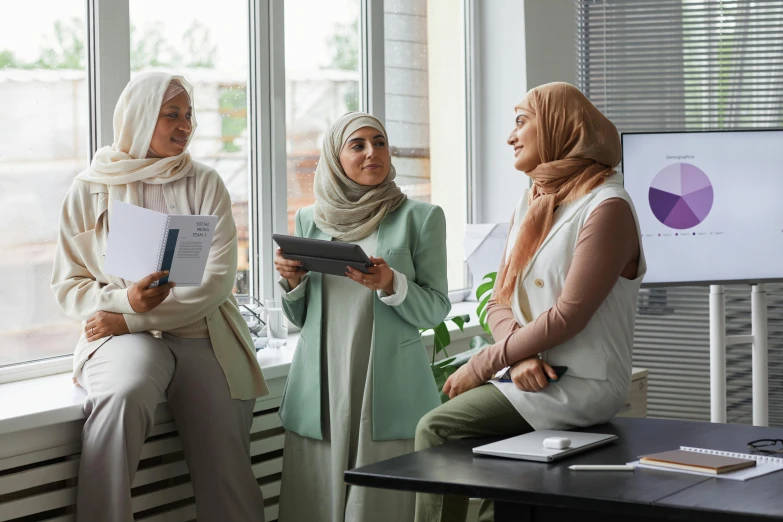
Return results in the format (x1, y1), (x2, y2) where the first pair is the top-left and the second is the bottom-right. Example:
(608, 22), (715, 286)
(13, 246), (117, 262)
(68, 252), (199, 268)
(0, 379), (286, 521)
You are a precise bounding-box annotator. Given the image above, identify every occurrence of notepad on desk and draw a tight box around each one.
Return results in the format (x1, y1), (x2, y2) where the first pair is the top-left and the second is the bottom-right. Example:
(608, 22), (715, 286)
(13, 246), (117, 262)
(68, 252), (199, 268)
(640, 449), (755, 474)
(104, 201), (217, 286)
(631, 447), (783, 481)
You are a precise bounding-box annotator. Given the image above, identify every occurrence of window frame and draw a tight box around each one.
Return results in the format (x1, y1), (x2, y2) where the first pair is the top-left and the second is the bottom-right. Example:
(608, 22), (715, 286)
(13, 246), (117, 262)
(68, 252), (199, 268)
(464, 0), (479, 226)
(361, 0), (385, 121)
(87, 0), (131, 154)
(0, 0), (475, 383)
(249, 0), (287, 301)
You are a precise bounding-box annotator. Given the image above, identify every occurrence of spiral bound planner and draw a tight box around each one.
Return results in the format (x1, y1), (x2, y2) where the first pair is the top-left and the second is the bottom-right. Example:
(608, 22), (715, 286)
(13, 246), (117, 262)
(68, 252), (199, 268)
(104, 201), (217, 286)
(630, 446), (783, 481)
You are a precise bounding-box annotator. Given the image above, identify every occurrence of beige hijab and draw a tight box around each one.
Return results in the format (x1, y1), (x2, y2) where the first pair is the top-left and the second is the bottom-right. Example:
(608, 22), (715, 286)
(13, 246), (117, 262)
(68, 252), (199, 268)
(312, 112), (406, 241)
(76, 72), (197, 188)
(495, 82), (621, 304)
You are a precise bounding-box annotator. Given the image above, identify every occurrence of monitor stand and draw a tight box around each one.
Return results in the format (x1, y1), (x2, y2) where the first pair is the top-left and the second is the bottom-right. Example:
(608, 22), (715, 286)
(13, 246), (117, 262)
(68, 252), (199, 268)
(709, 284), (769, 426)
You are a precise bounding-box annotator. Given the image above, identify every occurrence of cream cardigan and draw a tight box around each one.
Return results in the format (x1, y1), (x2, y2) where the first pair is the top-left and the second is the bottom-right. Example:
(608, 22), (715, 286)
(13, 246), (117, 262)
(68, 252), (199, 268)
(51, 162), (269, 400)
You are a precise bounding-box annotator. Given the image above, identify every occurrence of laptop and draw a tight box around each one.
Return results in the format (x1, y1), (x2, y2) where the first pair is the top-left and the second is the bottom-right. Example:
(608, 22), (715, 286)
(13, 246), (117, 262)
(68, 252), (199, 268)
(472, 430), (618, 463)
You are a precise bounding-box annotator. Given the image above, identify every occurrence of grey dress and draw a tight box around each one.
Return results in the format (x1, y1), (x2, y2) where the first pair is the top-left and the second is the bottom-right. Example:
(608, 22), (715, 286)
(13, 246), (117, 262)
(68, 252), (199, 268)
(278, 231), (415, 522)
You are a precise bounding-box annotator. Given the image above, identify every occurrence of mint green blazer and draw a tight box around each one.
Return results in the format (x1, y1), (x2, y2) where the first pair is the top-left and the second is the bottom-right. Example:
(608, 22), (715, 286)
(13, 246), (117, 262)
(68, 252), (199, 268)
(279, 199), (451, 441)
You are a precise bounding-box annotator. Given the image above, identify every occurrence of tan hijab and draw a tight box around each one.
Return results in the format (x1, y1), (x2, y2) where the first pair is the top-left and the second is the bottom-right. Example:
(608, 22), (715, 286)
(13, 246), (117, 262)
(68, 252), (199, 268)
(495, 82), (621, 304)
(312, 112), (406, 241)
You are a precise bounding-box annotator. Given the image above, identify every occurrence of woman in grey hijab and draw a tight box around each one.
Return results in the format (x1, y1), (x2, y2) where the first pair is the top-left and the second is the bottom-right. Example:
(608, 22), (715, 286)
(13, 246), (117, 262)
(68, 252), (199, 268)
(274, 112), (451, 522)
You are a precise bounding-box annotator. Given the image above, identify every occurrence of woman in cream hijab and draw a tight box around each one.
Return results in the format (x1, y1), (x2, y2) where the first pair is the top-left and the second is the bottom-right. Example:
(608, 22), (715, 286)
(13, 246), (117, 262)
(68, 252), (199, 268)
(414, 83), (645, 522)
(51, 72), (267, 522)
(274, 112), (451, 522)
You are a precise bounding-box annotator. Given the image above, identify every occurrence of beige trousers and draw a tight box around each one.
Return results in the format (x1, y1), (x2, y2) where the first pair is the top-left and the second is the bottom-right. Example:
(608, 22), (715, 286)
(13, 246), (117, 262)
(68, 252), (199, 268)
(76, 332), (265, 522)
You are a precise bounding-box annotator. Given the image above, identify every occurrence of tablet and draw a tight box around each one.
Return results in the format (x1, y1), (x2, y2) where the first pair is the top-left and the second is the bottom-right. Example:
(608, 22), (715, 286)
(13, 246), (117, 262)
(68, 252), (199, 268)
(273, 234), (373, 276)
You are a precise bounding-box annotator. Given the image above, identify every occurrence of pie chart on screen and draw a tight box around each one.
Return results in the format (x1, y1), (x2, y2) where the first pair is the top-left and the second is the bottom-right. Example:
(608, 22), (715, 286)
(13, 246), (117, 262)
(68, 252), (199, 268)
(649, 163), (714, 229)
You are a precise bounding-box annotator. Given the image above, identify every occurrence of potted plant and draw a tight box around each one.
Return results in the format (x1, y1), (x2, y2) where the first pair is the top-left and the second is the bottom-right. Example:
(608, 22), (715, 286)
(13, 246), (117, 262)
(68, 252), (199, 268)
(423, 272), (497, 403)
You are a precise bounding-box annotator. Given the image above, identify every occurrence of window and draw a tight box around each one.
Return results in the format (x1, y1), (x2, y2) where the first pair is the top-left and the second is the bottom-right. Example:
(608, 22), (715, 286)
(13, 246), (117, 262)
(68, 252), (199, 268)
(1, 1), (473, 377)
(283, 0), (361, 234)
(384, 0), (468, 292)
(282, 0), (469, 293)
(0, 1), (88, 366)
(129, 0), (252, 294)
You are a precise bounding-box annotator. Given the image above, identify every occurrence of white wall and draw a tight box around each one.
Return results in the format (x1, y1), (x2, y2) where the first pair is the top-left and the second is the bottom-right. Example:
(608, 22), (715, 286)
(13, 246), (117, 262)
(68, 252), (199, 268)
(522, 0), (577, 90)
(428, 0), (466, 289)
(474, 0), (577, 224)
(474, 0), (527, 224)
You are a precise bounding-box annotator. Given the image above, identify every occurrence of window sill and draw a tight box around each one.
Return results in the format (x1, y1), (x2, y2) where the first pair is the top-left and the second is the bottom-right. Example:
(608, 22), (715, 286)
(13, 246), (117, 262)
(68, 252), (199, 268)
(0, 301), (483, 436)
(0, 353), (298, 438)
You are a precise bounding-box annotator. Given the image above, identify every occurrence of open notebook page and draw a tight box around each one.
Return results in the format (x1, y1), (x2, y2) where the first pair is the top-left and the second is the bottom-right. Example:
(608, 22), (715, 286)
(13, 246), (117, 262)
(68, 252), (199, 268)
(104, 201), (169, 283)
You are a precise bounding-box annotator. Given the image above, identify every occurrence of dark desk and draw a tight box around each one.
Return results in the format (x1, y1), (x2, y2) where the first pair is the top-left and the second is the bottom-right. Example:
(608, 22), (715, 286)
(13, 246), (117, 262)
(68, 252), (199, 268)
(345, 418), (783, 521)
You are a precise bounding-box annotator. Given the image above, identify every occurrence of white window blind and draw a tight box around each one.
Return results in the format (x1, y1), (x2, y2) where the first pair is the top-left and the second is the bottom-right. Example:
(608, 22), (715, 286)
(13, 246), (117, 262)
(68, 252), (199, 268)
(576, 0), (783, 425)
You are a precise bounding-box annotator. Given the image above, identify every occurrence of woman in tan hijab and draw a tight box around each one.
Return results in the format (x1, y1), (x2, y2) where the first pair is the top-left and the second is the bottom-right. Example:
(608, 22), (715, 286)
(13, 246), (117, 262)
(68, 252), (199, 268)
(51, 72), (267, 521)
(414, 83), (646, 522)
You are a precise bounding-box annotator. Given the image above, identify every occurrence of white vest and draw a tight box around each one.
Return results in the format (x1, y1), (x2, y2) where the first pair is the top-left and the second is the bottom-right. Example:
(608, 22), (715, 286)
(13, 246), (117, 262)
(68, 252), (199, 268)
(492, 173), (647, 430)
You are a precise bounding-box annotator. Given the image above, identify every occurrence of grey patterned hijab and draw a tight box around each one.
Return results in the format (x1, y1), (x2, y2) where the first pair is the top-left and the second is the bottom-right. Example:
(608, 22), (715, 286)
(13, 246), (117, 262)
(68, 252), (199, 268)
(312, 112), (406, 241)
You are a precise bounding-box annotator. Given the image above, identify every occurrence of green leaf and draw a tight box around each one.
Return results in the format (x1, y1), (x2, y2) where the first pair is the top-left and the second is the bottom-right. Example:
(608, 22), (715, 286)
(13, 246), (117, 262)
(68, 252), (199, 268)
(449, 314), (470, 332)
(476, 273), (496, 302)
(433, 322), (451, 355)
(450, 317), (465, 332)
(430, 341), (490, 403)
(476, 294), (492, 334)
(427, 315), (466, 363)
(475, 272), (495, 335)
(476, 293), (492, 317)
(443, 344), (485, 367)
(432, 365), (457, 402)
(470, 335), (491, 350)
(479, 307), (491, 335)
(476, 282), (494, 302)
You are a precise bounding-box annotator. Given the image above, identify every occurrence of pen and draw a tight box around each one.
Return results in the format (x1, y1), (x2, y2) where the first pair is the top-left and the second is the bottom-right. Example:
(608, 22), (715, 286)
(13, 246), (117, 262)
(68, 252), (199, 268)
(568, 465), (635, 471)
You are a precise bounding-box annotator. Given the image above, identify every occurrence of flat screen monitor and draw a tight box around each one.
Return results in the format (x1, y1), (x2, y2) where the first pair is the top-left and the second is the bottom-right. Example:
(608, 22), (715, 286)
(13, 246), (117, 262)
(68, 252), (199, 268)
(622, 130), (783, 286)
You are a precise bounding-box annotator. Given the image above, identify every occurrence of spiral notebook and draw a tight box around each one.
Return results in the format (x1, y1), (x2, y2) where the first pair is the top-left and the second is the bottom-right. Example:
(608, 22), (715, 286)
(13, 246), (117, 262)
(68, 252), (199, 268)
(104, 201), (217, 286)
(630, 447), (783, 481)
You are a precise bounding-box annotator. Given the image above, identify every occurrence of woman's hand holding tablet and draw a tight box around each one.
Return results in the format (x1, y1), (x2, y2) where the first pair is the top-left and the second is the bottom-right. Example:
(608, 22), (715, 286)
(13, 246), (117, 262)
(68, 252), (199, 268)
(273, 234), (374, 277)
